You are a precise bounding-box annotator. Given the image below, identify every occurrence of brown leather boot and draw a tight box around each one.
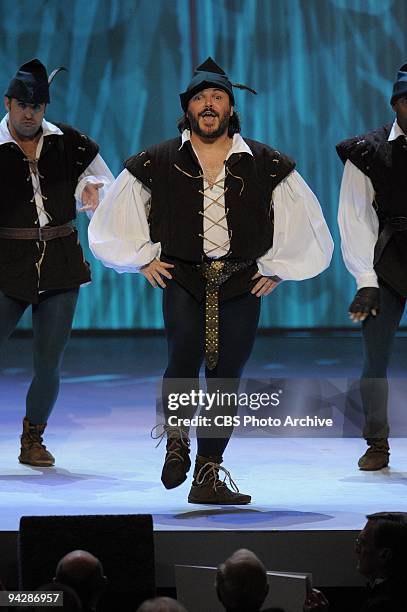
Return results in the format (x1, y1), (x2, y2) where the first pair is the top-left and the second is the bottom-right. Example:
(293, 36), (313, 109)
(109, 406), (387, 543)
(153, 425), (191, 489)
(19, 417), (55, 467)
(358, 438), (390, 471)
(188, 454), (251, 505)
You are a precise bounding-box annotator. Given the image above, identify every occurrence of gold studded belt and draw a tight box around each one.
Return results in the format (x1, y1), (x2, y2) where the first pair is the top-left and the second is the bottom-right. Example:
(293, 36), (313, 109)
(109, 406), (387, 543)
(0, 223), (74, 241)
(199, 259), (254, 370)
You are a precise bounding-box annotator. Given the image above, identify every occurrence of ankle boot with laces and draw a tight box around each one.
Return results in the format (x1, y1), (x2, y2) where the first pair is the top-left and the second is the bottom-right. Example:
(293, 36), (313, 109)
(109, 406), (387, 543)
(152, 425), (191, 489)
(188, 454), (251, 505)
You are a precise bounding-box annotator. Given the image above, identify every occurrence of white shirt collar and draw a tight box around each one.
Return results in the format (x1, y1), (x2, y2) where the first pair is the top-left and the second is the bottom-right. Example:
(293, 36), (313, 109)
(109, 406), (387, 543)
(0, 113), (63, 146)
(179, 129), (253, 157)
(388, 119), (406, 141)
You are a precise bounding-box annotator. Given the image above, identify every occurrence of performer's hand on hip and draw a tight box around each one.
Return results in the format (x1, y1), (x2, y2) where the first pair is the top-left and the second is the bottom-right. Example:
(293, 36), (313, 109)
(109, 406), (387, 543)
(78, 182), (104, 212)
(251, 271), (281, 297)
(348, 287), (380, 322)
(140, 259), (174, 288)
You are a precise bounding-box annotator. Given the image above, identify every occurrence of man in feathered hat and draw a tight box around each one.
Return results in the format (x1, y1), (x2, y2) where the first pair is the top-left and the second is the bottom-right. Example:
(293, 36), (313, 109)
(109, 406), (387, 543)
(89, 57), (333, 504)
(337, 63), (407, 470)
(0, 58), (113, 467)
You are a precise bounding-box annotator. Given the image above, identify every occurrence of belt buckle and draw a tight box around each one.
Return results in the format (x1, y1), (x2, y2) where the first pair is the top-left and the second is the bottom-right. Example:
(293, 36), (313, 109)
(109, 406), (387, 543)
(206, 260), (224, 282)
(211, 260), (224, 271)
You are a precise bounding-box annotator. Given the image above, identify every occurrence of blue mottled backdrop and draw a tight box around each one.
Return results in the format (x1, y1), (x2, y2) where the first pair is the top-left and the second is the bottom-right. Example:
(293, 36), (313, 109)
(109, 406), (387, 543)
(1, 0), (405, 328)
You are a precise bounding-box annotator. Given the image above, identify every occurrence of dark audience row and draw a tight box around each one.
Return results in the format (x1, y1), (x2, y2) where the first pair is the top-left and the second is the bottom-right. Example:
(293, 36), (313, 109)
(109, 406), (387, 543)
(0, 511), (405, 611)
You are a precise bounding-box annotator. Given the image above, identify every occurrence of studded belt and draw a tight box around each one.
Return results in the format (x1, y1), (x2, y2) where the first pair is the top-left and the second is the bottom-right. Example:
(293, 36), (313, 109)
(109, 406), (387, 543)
(0, 222), (74, 241)
(199, 260), (254, 370)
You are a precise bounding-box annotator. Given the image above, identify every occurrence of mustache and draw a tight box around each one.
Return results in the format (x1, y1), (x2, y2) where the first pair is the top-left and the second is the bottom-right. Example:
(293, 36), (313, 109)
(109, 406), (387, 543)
(199, 109), (219, 118)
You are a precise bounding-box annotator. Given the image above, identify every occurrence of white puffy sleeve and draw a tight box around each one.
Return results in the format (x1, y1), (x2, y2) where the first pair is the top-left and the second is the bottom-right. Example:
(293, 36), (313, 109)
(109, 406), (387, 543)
(88, 169), (161, 273)
(337, 160), (379, 289)
(257, 170), (334, 280)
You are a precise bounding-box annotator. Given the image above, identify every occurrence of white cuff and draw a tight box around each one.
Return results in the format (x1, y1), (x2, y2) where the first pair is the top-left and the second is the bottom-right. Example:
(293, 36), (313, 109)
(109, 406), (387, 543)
(356, 272), (379, 290)
(256, 259), (284, 281)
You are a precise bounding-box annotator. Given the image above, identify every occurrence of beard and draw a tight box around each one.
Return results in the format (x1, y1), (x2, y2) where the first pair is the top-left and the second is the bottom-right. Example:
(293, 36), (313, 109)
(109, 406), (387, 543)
(187, 108), (230, 140)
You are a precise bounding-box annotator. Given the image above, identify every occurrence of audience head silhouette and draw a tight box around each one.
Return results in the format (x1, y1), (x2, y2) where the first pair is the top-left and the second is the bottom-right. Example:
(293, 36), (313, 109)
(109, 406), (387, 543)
(356, 512), (407, 580)
(54, 550), (107, 612)
(215, 548), (269, 612)
(136, 596), (188, 611)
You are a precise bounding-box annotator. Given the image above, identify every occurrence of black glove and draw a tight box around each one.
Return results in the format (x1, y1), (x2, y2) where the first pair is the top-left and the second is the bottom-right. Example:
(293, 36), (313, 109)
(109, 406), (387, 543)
(349, 287), (380, 315)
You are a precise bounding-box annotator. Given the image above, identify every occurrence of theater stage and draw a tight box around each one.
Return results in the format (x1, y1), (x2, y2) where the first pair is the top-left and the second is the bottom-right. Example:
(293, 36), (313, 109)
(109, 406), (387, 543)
(0, 334), (406, 589)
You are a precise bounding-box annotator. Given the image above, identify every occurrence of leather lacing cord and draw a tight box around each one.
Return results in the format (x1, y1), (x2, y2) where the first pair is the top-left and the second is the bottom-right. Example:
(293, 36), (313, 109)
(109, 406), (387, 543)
(195, 460), (240, 493)
(173, 163), (249, 257)
(24, 157), (52, 224)
(24, 157), (53, 289)
(198, 177), (230, 256)
(151, 424), (190, 463)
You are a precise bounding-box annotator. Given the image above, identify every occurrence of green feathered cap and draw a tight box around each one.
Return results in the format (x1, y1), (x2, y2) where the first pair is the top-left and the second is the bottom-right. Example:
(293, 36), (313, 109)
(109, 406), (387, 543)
(180, 57), (256, 111)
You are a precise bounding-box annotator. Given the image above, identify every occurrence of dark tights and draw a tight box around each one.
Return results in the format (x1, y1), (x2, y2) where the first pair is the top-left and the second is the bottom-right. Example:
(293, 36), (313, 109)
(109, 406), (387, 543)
(361, 281), (405, 438)
(0, 288), (79, 424)
(162, 281), (260, 457)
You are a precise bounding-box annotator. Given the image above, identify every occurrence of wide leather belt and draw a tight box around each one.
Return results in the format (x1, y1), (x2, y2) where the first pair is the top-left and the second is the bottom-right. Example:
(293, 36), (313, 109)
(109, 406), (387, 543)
(374, 216), (407, 266)
(199, 259), (254, 370)
(0, 223), (74, 241)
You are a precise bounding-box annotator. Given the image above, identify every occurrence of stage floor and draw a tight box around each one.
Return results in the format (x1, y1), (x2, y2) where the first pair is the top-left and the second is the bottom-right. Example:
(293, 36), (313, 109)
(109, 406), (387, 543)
(1, 335), (406, 533)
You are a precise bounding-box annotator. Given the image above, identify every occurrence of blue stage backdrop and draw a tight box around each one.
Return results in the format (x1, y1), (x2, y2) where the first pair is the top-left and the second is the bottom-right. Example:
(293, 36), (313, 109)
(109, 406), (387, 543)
(1, 0), (405, 329)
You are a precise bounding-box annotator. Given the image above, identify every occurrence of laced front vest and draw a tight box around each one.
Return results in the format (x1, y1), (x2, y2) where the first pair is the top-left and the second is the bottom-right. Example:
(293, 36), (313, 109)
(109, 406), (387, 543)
(0, 123), (99, 302)
(126, 136), (295, 302)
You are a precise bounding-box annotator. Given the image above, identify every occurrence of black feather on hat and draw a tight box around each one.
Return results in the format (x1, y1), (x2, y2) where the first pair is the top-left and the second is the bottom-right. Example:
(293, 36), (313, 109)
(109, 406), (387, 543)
(179, 57), (256, 111)
(5, 58), (67, 104)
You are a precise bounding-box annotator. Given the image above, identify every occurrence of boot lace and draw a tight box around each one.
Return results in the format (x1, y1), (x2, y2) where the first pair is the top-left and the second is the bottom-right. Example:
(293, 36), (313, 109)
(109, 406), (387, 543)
(195, 461), (240, 493)
(151, 424), (190, 463)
